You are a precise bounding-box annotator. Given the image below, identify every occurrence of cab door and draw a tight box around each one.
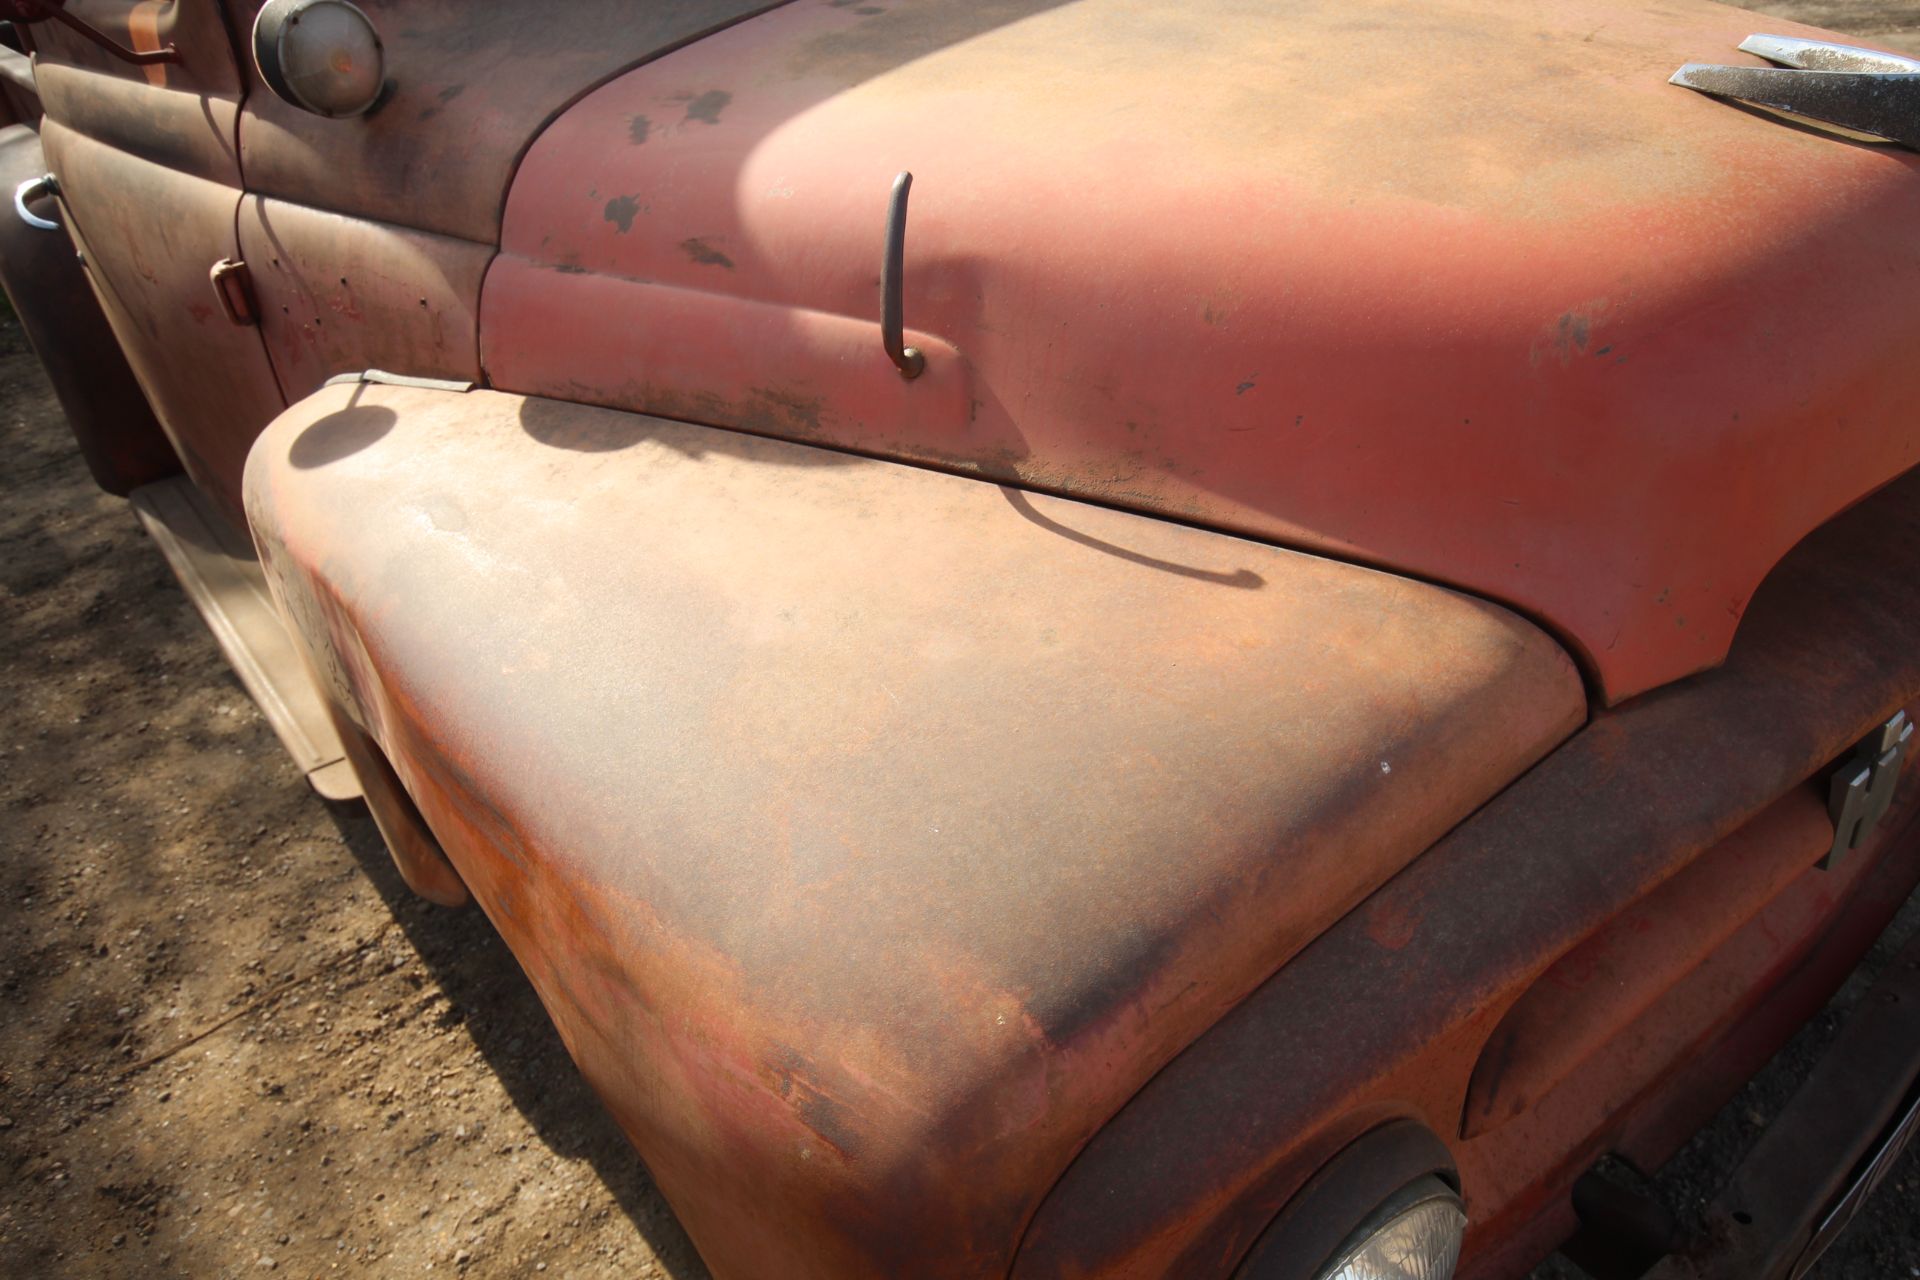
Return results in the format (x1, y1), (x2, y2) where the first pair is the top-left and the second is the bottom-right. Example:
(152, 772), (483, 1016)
(25, 1), (285, 525)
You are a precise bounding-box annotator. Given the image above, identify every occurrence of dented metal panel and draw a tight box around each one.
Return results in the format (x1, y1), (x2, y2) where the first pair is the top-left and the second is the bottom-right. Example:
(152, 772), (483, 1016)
(487, 0), (1920, 703)
(244, 383), (1582, 1280)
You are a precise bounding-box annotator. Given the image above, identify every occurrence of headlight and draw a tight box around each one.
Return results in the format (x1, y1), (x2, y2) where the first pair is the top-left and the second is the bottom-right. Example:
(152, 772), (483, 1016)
(1236, 1122), (1465, 1280)
(1316, 1175), (1466, 1280)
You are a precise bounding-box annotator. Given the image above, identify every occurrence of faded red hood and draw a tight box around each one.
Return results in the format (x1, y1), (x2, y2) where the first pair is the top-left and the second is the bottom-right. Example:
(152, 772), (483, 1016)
(482, 0), (1920, 703)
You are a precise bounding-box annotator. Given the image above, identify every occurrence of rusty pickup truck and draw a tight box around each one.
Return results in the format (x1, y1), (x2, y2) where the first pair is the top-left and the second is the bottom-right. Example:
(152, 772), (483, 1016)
(3, 2), (1918, 1278)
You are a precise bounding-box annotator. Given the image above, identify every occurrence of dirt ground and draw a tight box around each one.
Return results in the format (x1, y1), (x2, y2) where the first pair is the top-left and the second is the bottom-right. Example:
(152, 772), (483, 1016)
(4, 6), (1920, 1277)
(1744, 0), (1920, 47)
(0, 310), (711, 1276)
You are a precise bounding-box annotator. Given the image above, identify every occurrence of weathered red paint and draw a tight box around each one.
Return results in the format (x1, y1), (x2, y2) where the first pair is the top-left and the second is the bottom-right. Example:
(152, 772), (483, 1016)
(486, 0), (1920, 703)
(26, 0), (794, 518)
(42, 118), (285, 521)
(29, 4), (284, 523)
(1013, 465), (1920, 1277)
(1451, 783), (1907, 1267)
(0, 45), (39, 126)
(230, 0), (785, 244)
(1638, 925), (1920, 1278)
(10, 2), (1920, 1276)
(245, 381), (1582, 1279)
(238, 196), (491, 397)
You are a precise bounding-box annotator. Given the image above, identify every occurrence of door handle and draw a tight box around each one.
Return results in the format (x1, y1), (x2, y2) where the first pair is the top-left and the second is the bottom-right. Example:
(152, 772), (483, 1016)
(209, 258), (259, 327)
(14, 173), (58, 231)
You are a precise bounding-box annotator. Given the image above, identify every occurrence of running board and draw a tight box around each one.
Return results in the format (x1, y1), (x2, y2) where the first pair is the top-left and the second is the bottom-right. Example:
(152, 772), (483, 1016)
(130, 477), (360, 801)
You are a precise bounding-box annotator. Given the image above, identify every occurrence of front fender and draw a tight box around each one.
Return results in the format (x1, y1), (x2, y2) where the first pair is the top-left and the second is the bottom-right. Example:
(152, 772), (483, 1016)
(243, 381), (1582, 1279)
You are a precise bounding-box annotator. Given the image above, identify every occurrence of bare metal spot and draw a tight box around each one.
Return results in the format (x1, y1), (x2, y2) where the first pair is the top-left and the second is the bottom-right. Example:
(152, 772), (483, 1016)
(603, 195), (642, 234)
(682, 89), (731, 126)
(1532, 299), (1610, 367)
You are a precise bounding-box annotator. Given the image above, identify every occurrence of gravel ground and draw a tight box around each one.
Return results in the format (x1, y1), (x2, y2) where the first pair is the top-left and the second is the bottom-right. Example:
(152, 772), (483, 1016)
(4, 5), (1920, 1277)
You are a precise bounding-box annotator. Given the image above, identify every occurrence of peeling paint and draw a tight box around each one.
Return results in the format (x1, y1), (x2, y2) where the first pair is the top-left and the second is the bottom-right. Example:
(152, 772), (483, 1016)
(680, 237), (736, 269)
(603, 195), (643, 234)
(682, 89), (732, 126)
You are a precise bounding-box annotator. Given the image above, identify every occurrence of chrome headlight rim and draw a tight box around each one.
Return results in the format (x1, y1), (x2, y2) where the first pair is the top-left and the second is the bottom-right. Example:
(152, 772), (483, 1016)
(1319, 1173), (1466, 1280)
(1235, 1120), (1464, 1280)
(252, 0), (388, 119)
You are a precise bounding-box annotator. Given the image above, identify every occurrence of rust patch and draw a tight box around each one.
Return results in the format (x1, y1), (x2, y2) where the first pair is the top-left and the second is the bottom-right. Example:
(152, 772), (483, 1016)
(747, 386), (827, 436)
(1017, 468), (1920, 1277)
(770, 1047), (865, 1158)
(679, 237), (735, 269)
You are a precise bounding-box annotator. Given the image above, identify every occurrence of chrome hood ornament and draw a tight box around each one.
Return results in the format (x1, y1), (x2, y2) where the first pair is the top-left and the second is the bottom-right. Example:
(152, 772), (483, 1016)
(1672, 35), (1920, 151)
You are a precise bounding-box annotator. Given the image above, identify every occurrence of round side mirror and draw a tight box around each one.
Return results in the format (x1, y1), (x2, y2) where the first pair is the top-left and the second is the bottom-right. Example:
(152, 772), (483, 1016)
(253, 0), (386, 119)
